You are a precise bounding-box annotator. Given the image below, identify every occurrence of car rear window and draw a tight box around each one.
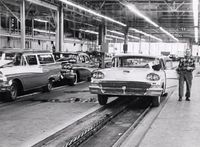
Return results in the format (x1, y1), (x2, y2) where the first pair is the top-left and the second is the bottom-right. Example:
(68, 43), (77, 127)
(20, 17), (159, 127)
(38, 54), (54, 64)
(5, 53), (15, 60)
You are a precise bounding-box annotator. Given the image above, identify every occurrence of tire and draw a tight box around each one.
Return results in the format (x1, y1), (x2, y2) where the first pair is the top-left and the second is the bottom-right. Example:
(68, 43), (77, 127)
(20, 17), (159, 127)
(68, 73), (78, 86)
(6, 81), (18, 101)
(152, 96), (160, 107)
(42, 80), (53, 92)
(98, 94), (108, 105)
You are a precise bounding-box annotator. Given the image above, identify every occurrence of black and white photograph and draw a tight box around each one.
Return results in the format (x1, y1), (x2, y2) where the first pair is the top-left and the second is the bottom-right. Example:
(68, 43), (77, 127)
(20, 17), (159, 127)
(0, 0), (199, 147)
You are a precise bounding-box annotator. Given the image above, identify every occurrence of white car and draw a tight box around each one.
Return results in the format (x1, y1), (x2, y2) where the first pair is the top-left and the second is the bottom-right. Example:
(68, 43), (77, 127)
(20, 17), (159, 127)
(0, 49), (61, 101)
(89, 54), (178, 107)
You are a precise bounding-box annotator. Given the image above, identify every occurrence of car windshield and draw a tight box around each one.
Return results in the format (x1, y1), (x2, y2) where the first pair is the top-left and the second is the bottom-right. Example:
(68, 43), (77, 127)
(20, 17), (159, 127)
(115, 56), (155, 68)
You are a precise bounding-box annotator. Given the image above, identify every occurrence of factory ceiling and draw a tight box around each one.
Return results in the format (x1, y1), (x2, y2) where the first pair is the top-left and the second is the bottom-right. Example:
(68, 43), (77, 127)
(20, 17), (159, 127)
(0, 0), (198, 43)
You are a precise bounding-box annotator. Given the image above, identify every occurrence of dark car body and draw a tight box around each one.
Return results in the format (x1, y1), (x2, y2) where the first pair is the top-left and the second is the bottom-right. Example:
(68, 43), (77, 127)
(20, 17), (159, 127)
(54, 52), (98, 85)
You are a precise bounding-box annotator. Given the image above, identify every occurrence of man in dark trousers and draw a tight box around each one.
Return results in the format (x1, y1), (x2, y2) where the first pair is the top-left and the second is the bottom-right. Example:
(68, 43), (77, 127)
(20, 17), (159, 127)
(177, 49), (195, 101)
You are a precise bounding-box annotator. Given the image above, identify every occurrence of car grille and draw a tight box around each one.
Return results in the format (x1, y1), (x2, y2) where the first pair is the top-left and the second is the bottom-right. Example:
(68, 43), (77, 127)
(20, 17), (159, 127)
(99, 81), (151, 95)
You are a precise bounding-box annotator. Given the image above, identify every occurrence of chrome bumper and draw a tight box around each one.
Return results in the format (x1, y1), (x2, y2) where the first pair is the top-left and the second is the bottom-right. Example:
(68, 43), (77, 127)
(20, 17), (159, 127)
(89, 85), (163, 97)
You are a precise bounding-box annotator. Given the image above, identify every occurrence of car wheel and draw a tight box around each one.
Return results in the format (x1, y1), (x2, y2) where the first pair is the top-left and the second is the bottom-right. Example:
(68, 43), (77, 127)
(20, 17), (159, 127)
(152, 96), (160, 107)
(68, 73), (78, 86)
(43, 80), (53, 92)
(98, 94), (108, 105)
(6, 81), (18, 101)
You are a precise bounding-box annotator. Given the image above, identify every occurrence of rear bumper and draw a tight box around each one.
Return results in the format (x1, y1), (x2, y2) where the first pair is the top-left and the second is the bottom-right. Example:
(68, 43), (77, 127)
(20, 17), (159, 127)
(89, 85), (163, 97)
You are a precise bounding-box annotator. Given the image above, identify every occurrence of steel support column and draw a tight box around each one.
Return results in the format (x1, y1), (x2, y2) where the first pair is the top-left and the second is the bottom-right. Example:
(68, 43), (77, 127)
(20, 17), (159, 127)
(20, 0), (25, 49)
(98, 24), (107, 68)
(123, 27), (129, 53)
(55, 8), (60, 52)
(59, 3), (64, 52)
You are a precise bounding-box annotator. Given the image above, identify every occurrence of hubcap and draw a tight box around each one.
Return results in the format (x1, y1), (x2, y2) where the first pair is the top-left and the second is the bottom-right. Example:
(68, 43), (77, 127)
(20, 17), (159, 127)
(10, 84), (17, 99)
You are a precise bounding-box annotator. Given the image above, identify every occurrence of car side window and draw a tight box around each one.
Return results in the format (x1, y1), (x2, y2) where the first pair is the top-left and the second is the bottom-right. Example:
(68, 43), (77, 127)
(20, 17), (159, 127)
(26, 55), (38, 65)
(79, 55), (85, 63)
(13, 54), (22, 66)
(38, 54), (54, 64)
(85, 56), (90, 63)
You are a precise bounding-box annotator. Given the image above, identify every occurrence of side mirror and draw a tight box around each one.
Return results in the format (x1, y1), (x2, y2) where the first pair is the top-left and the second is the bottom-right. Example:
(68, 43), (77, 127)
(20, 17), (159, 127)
(152, 64), (161, 71)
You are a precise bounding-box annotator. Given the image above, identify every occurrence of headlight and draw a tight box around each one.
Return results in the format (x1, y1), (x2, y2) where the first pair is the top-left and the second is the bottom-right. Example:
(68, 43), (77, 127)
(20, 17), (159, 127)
(146, 73), (160, 81)
(92, 71), (104, 79)
(62, 63), (72, 70)
(0, 71), (7, 82)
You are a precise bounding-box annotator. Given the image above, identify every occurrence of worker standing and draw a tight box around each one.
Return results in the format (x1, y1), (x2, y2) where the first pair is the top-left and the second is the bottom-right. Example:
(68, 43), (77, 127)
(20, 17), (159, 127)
(177, 49), (195, 101)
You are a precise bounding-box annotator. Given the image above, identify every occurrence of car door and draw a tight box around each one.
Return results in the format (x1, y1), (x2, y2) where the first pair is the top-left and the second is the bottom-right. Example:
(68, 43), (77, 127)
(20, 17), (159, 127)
(77, 54), (91, 80)
(37, 53), (61, 82)
(163, 59), (178, 92)
(20, 54), (44, 91)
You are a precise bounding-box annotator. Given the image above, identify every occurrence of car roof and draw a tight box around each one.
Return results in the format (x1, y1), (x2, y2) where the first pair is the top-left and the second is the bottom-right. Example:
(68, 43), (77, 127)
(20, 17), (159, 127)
(114, 53), (157, 59)
(53, 51), (89, 56)
(0, 49), (52, 54)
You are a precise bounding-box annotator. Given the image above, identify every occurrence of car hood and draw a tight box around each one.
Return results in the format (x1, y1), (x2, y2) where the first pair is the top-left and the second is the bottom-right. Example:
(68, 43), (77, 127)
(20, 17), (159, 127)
(98, 67), (159, 82)
(0, 60), (13, 67)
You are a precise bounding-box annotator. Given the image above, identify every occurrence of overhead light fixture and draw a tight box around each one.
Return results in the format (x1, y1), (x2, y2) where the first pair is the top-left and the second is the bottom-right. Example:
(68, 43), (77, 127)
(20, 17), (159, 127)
(33, 28), (56, 34)
(128, 35), (140, 40)
(107, 29), (140, 40)
(193, 0), (199, 43)
(130, 28), (162, 42)
(125, 4), (159, 28)
(106, 34), (124, 40)
(34, 18), (48, 23)
(159, 27), (179, 42)
(124, 2), (178, 42)
(60, 0), (126, 27)
(107, 30), (124, 36)
(106, 38), (113, 41)
(79, 29), (98, 35)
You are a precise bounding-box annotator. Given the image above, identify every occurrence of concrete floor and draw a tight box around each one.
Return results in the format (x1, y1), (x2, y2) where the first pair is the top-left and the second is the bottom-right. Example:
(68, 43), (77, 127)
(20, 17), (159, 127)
(122, 66), (200, 147)
(0, 82), (100, 147)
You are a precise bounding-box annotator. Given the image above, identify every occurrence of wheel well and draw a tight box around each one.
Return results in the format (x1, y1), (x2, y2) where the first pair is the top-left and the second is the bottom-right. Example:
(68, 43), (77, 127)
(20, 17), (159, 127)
(49, 77), (55, 82)
(12, 79), (23, 92)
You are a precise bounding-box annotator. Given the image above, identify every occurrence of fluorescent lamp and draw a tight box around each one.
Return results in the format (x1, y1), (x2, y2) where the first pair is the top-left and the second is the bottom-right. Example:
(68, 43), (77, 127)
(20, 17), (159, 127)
(107, 30), (124, 36)
(125, 3), (178, 41)
(159, 27), (179, 42)
(126, 4), (159, 28)
(128, 35), (140, 40)
(129, 28), (162, 42)
(106, 34), (124, 40)
(34, 19), (48, 23)
(33, 28), (56, 34)
(60, 0), (126, 27)
(195, 27), (198, 43)
(106, 38), (113, 41)
(79, 29), (98, 35)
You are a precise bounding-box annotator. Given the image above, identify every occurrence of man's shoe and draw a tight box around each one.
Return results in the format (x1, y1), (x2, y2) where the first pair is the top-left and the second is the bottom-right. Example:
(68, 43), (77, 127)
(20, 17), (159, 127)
(186, 97), (190, 101)
(178, 98), (182, 101)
